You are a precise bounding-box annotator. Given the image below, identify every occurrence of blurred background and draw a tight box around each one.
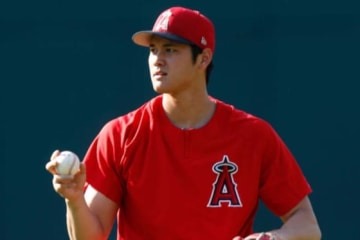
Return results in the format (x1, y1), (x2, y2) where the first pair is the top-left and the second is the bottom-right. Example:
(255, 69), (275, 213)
(1, 0), (359, 239)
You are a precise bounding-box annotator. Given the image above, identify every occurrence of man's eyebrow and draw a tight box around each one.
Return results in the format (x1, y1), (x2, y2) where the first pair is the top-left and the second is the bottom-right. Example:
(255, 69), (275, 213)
(149, 42), (178, 48)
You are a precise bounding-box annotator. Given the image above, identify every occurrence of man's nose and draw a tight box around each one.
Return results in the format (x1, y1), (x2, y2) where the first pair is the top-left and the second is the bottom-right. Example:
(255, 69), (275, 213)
(152, 52), (166, 66)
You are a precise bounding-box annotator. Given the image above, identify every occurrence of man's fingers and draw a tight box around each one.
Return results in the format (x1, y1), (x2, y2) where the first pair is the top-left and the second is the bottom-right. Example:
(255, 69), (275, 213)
(50, 149), (60, 160)
(79, 162), (85, 173)
(232, 236), (243, 240)
(45, 160), (57, 174)
(244, 233), (275, 240)
(45, 149), (61, 175)
(243, 233), (262, 240)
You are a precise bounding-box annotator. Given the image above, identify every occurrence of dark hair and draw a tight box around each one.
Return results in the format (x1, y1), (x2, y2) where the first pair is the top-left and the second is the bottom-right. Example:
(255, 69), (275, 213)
(190, 44), (214, 85)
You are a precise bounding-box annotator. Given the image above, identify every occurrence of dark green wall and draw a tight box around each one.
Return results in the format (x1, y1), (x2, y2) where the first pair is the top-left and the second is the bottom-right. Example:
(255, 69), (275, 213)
(2, 0), (359, 239)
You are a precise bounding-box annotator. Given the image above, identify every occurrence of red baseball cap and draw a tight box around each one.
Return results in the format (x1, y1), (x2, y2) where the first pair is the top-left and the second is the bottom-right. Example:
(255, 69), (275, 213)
(132, 6), (215, 52)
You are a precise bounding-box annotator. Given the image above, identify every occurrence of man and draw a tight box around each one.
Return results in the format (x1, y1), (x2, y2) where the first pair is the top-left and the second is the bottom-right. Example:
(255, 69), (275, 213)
(46, 6), (321, 240)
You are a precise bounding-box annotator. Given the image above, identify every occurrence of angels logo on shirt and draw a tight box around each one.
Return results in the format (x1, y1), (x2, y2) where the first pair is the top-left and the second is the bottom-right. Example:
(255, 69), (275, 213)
(207, 155), (242, 207)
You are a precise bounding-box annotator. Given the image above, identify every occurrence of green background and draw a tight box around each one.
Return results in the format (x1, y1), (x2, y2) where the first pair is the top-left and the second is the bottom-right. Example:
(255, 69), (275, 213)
(1, 0), (359, 239)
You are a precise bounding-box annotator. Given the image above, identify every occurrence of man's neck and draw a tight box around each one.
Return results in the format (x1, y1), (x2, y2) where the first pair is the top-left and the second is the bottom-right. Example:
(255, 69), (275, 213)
(162, 92), (216, 129)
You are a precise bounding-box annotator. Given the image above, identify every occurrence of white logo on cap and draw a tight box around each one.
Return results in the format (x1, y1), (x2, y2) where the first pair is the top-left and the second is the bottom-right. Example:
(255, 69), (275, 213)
(201, 36), (207, 46)
(153, 10), (172, 31)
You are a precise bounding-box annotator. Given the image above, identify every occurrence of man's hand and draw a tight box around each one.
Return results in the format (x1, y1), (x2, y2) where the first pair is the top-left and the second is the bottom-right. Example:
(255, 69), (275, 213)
(45, 150), (87, 202)
(233, 232), (279, 240)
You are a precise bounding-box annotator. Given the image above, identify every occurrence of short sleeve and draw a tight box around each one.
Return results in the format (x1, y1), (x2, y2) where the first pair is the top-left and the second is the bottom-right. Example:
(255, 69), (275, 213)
(83, 119), (124, 205)
(259, 122), (312, 216)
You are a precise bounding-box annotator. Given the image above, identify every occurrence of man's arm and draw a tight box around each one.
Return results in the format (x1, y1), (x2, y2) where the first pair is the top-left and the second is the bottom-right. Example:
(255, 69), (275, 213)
(272, 196), (321, 240)
(46, 150), (118, 240)
(233, 196), (321, 240)
(66, 185), (118, 240)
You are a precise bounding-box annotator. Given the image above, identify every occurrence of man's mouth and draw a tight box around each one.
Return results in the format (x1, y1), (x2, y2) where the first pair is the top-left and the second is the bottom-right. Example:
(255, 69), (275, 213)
(154, 71), (167, 77)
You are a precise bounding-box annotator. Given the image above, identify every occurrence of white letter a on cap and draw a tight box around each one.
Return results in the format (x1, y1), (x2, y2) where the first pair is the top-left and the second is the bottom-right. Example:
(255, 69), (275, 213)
(153, 10), (172, 31)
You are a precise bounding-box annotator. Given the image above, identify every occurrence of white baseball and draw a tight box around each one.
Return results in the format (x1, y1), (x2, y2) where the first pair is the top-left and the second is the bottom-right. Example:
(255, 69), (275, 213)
(55, 151), (80, 176)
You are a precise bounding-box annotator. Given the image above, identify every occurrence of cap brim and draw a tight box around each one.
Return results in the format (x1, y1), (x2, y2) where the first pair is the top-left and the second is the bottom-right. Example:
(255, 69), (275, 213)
(132, 31), (193, 47)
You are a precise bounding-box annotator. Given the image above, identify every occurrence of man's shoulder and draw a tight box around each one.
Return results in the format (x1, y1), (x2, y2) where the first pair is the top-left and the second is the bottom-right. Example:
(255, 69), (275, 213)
(214, 98), (260, 121)
(100, 96), (160, 133)
(214, 98), (272, 132)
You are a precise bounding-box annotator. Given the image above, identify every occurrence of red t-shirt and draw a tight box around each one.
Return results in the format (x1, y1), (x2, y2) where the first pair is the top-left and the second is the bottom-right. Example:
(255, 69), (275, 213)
(84, 95), (311, 240)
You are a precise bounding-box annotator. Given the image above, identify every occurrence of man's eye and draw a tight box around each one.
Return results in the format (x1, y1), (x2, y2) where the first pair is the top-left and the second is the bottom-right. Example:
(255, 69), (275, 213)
(166, 48), (176, 53)
(149, 47), (157, 53)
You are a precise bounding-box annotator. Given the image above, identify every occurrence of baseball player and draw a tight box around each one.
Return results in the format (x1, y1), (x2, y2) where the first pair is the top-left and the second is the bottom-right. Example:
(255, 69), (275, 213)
(46, 6), (321, 240)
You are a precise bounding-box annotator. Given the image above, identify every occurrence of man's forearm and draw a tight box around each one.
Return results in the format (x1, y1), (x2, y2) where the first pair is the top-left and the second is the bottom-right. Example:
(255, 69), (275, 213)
(273, 203), (321, 240)
(66, 198), (106, 240)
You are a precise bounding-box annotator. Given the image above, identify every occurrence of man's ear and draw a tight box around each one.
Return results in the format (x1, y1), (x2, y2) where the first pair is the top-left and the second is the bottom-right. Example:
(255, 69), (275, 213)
(199, 48), (213, 67)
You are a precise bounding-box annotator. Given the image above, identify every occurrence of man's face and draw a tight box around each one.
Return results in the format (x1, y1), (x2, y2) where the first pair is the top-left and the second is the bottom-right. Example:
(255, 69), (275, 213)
(148, 36), (201, 95)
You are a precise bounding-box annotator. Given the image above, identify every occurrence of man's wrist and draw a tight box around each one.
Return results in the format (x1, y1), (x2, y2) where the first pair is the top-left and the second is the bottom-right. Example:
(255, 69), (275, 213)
(256, 232), (283, 240)
(269, 231), (284, 240)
